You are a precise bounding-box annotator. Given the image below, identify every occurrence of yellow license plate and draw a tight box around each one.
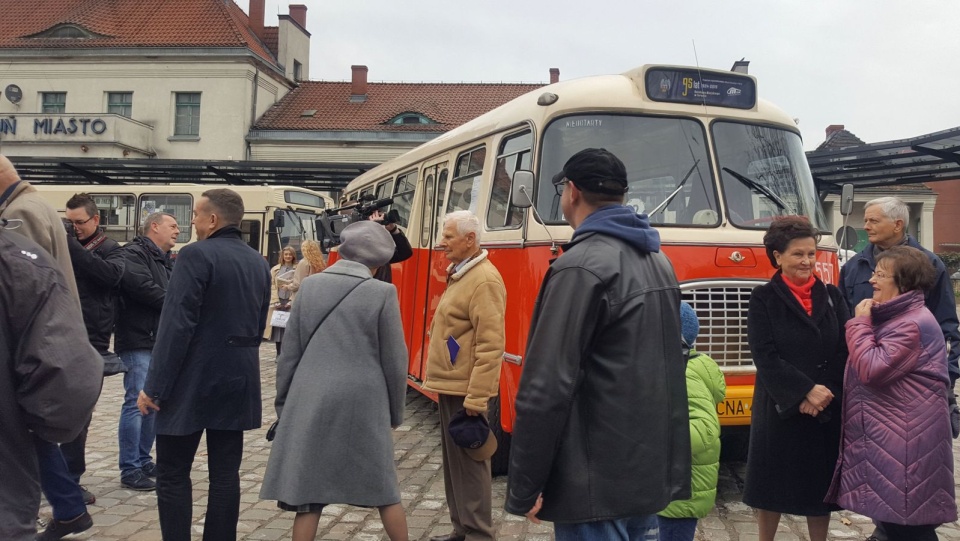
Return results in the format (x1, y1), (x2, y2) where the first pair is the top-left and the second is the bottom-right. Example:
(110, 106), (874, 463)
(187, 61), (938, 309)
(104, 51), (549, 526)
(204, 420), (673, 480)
(717, 386), (752, 426)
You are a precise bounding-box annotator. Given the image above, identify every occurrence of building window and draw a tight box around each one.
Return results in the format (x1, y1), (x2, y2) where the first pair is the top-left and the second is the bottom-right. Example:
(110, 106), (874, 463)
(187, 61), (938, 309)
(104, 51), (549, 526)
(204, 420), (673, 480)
(387, 112), (437, 125)
(107, 92), (132, 118)
(42, 92), (66, 114)
(174, 93), (201, 136)
(293, 60), (302, 82)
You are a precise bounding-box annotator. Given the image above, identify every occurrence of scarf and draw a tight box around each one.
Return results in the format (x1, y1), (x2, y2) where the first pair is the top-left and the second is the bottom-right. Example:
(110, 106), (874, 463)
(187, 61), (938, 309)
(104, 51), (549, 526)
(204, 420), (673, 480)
(782, 274), (815, 316)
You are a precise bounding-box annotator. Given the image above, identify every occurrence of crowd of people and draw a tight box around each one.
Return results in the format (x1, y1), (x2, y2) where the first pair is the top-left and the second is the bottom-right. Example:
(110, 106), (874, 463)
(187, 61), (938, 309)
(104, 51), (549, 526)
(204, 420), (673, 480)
(1, 146), (959, 541)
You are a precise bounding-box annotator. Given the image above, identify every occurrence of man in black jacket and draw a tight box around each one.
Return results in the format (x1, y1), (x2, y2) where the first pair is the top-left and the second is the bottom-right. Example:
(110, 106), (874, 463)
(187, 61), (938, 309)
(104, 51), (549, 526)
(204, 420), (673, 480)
(138, 189), (271, 541)
(41, 193), (123, 508)
(112, 212), (179, 491)
(505, 149), (691, 540)
(0, 228), (102, 541)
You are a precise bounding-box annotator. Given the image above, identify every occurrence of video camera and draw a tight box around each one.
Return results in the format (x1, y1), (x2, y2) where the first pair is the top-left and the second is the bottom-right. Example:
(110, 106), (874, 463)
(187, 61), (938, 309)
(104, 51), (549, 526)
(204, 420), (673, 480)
(315, 193), (401, 253)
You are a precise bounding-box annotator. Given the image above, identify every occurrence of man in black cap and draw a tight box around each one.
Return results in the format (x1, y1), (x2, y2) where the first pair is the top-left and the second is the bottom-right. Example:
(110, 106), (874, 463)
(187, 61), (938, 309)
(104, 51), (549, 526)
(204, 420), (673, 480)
(505, 148), (691, 540)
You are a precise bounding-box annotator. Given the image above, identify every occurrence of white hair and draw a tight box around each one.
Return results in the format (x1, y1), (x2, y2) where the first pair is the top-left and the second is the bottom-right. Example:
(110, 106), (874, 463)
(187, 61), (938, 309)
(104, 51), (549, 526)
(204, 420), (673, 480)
(864, 196), (909, 225)
(443, 210), (481, 243)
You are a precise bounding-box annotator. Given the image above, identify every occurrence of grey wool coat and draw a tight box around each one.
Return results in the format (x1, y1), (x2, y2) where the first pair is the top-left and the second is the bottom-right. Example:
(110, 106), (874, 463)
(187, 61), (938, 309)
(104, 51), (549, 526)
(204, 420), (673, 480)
(260, 259), (408, 507)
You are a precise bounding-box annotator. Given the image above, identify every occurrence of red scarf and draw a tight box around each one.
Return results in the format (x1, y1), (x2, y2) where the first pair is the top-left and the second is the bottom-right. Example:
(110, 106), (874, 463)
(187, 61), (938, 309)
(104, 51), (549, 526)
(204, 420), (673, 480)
(782, 274), (814, 316)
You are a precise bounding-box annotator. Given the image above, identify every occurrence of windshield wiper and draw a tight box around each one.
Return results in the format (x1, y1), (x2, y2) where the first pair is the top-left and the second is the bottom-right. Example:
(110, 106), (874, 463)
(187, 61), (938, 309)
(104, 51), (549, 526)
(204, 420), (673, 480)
(722, 167), (788, 211)
(649, 159), (701, 217)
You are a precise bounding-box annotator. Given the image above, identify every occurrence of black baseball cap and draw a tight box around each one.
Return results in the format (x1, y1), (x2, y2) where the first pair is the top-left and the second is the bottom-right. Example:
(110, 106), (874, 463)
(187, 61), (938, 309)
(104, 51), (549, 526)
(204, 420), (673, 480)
(552, 148), (628, 195)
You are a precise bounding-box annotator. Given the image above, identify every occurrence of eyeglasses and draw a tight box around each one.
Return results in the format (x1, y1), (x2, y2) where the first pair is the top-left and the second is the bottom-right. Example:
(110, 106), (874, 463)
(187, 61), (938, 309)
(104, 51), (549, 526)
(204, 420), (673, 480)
(553, 178), (570, 197)
(871, 269), (892, 280)
(68, 216), (95, 227)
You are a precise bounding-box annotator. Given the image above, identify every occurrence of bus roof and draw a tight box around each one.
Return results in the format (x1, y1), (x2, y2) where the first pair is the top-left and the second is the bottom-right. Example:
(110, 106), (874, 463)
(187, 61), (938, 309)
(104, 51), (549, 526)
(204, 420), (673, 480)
(346, 64), (797, 192)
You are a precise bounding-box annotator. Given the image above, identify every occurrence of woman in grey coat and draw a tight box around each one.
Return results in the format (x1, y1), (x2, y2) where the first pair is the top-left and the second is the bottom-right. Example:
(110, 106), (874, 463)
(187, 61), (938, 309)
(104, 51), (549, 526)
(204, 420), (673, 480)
(260, 220), (409, 541)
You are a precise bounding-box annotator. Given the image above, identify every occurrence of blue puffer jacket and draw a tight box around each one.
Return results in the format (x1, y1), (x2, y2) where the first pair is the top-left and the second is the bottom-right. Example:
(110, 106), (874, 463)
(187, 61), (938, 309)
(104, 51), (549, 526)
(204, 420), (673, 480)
(659, 351), (726, 519)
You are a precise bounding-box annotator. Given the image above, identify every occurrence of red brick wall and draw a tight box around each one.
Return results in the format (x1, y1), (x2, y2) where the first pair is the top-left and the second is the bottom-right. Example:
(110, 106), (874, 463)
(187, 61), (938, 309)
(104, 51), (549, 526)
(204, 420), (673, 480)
(927, 179), (960, 253)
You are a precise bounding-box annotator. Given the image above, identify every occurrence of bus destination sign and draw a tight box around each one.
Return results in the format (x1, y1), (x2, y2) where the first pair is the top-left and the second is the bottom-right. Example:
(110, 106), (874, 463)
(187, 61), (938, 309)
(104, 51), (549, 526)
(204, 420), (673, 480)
(645, 68), (756, 110)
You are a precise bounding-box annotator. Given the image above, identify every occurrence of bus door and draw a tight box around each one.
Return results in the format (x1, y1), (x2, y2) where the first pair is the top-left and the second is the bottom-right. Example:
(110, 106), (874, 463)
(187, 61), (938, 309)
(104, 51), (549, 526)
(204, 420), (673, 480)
(406, 159), (449, 382)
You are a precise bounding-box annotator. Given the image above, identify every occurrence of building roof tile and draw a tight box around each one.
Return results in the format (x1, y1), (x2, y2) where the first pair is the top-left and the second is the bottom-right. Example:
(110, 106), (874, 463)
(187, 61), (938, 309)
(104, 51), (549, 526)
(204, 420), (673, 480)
(0, 0), (278, 69)
(254, 81), (544, 132)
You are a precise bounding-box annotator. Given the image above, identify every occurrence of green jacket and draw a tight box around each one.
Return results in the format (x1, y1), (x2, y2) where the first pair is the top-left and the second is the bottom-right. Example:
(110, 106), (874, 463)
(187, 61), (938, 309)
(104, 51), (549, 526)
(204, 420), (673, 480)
(659, 351), (726, 519)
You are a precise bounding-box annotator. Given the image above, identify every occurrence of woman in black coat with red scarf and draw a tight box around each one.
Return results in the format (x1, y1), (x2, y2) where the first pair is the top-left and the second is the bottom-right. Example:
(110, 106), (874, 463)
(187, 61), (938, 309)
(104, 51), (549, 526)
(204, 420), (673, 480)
(743, 217), (849, 541)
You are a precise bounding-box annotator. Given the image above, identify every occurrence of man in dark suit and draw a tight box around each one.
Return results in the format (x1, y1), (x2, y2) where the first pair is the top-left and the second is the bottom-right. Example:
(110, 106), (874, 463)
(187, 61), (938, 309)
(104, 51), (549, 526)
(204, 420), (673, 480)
(138, 189), (271, 541)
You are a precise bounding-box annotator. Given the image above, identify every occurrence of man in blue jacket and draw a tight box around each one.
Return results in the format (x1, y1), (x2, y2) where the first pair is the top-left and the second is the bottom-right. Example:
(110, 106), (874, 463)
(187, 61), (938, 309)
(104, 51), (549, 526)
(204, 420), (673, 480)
(838, 196), (960, 541)
(839, 196), (959, 386)
(506, 148), (690, 540)
(138, 189), (271, 541)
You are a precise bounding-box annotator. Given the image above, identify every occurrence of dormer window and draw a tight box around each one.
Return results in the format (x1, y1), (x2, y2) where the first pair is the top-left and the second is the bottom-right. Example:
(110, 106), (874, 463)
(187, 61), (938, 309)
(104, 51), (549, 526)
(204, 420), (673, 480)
(28, 24), (101, 39)
(387, 112), (437, 125)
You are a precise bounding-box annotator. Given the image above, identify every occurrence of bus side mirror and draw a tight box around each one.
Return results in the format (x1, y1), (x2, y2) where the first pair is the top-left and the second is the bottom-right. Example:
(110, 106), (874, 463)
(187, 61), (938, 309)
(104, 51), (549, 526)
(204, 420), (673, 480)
(273, 209), (285, 229)
(840, 184), (854, 216)
(511, 170), (535, 209)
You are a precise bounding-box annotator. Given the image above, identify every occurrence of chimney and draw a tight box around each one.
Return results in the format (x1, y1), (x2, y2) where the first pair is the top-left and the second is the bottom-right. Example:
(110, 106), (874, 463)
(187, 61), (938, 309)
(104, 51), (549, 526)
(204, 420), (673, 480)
(249, 0), (265, 39)
(289, 4), (307, 29)
(350, 65), (368, 102)
(826, 124), (845, 138)
(549, 68), (560, 84)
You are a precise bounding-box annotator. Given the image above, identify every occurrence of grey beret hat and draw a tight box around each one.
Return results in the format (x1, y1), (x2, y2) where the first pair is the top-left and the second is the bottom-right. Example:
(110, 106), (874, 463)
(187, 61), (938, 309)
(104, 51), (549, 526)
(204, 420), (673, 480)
(338, 220), (395, 268)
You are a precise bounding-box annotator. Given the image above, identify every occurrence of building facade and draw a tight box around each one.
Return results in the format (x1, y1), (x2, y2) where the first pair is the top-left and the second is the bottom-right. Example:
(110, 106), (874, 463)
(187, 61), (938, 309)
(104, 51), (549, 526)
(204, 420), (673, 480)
(0, 0), (309, 161)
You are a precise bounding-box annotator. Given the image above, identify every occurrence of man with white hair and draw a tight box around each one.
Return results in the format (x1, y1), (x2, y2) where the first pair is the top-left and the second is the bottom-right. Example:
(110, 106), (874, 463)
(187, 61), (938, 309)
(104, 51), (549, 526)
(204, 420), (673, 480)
(423, 210), (506, 541)
(839, 196), (960, 541)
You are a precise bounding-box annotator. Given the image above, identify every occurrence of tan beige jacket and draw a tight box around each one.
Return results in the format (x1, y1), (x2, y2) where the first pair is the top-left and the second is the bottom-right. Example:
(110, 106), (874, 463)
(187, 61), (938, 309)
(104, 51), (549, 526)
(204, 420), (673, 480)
(0, 182), (79, 300)
(423, 250), (506, 412)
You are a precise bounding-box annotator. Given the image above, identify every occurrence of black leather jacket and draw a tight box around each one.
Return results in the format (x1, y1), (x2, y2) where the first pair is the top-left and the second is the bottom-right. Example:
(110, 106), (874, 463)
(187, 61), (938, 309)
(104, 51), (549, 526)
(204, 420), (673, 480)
(67, 231), (123, 353)
(113, 236), (174, 353)
(506, 229), (691, 522)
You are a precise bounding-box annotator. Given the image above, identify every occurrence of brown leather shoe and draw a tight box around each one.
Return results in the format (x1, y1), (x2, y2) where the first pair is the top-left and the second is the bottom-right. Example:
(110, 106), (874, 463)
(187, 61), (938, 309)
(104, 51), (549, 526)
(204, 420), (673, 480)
(428, 534), (465, 541)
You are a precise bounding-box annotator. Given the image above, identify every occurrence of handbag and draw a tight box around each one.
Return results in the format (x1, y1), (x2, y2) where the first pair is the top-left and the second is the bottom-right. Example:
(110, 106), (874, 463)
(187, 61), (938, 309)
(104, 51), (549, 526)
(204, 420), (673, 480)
(270, 310), (291, 328)
(102, 351), (128, 377)
(266, 276), (368, 442)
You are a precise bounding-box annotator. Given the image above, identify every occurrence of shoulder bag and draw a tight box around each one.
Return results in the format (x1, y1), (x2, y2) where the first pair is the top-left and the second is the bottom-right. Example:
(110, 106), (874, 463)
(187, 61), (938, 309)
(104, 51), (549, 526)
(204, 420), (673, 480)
(266, 276), (368, 441)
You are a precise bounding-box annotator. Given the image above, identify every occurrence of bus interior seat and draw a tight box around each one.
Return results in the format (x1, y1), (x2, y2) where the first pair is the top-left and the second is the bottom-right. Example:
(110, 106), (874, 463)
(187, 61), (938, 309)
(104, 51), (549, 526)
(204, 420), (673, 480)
(692, 209), (718, 225)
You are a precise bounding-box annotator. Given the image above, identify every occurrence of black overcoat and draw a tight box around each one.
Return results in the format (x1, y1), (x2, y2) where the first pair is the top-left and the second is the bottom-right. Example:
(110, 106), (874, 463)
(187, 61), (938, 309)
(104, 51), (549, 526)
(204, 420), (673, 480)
(143, 226), (271, 435)
(742, 272), (849, 515)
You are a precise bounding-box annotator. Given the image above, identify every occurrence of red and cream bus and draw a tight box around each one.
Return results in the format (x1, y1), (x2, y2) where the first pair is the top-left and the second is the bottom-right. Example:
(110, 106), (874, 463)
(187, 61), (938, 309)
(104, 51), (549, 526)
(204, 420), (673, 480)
(340, 64), (838, 468)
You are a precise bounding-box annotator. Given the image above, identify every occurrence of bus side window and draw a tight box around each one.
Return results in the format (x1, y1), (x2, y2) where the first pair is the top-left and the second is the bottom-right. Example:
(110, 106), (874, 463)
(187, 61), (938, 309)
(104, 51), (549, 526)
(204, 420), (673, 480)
(448, 146), (486, 213)
(140, 194), (192, 243)
(241, 219), (261, 255)
(391, 171), (417, 228)
(487, 131), (531, 229)
(91, 193), (137, 243)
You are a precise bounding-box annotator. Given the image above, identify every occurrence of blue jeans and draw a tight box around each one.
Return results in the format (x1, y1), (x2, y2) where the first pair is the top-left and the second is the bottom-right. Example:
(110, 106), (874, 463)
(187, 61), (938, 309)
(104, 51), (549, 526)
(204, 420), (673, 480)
(34, 437), (86, 520)
(118, 349), (156, 476)
(554, 514), (659, 541)
(657, 516), (698, 541)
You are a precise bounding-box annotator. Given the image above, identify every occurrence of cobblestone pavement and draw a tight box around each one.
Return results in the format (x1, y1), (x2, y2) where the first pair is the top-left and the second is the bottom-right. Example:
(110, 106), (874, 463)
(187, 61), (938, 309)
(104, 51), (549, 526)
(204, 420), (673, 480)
(44, 343), (960, 540)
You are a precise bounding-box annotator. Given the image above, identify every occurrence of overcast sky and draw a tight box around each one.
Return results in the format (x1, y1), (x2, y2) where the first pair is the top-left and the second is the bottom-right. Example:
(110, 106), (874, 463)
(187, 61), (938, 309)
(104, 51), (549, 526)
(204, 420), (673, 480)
(247, 0), (960, 150)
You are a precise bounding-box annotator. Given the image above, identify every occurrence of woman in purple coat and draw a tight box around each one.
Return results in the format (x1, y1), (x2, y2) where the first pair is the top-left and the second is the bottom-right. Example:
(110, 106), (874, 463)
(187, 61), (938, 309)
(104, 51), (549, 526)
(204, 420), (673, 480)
(827, 245), (957, 540)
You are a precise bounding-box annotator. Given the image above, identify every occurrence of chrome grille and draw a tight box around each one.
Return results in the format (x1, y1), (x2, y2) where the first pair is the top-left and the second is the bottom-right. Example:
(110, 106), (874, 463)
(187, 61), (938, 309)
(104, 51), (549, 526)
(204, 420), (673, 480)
(680, 281), (766, 373)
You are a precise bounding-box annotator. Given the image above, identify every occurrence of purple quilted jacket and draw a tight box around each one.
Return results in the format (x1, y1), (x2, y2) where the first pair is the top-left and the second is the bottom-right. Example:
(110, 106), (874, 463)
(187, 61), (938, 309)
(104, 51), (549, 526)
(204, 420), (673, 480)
(826, 290), (957, 525)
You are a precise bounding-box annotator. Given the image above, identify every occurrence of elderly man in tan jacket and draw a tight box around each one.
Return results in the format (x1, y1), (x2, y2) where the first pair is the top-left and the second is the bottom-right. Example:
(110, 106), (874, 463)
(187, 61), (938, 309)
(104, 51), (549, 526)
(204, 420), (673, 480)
(423, 210), (506, 541)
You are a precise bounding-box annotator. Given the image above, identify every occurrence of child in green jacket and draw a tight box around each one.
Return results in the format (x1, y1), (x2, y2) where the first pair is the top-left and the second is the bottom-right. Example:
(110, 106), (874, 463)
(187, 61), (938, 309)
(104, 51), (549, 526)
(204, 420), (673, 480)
(657, 302), (726, 541)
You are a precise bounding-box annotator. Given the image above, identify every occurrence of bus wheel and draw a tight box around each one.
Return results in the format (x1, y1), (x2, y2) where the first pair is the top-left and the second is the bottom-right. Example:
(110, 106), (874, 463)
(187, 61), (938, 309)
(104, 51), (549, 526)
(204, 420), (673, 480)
(488, 395), (511, 476)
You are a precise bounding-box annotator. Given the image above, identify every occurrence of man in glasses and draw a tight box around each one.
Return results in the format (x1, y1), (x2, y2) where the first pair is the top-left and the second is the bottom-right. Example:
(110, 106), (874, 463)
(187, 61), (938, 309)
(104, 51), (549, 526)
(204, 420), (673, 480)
(58, 194), (125, 500)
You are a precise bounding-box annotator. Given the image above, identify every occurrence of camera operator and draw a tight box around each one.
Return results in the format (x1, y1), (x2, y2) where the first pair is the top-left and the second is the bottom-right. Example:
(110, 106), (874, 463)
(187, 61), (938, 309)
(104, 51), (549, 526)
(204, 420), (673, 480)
(367, 209), (412, 284)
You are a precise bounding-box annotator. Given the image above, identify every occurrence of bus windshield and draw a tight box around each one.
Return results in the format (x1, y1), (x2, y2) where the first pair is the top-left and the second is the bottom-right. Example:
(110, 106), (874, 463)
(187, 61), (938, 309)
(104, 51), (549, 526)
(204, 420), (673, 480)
(538, 114), (719, 226)
(713, 122), (827, 230)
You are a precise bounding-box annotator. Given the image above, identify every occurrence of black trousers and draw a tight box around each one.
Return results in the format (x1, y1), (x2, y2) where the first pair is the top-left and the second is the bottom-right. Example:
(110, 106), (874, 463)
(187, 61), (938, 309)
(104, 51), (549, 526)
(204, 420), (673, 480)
(156, 429), (244, 541)
(879, 521), (939, 541)
(59, 420), (88, 483)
